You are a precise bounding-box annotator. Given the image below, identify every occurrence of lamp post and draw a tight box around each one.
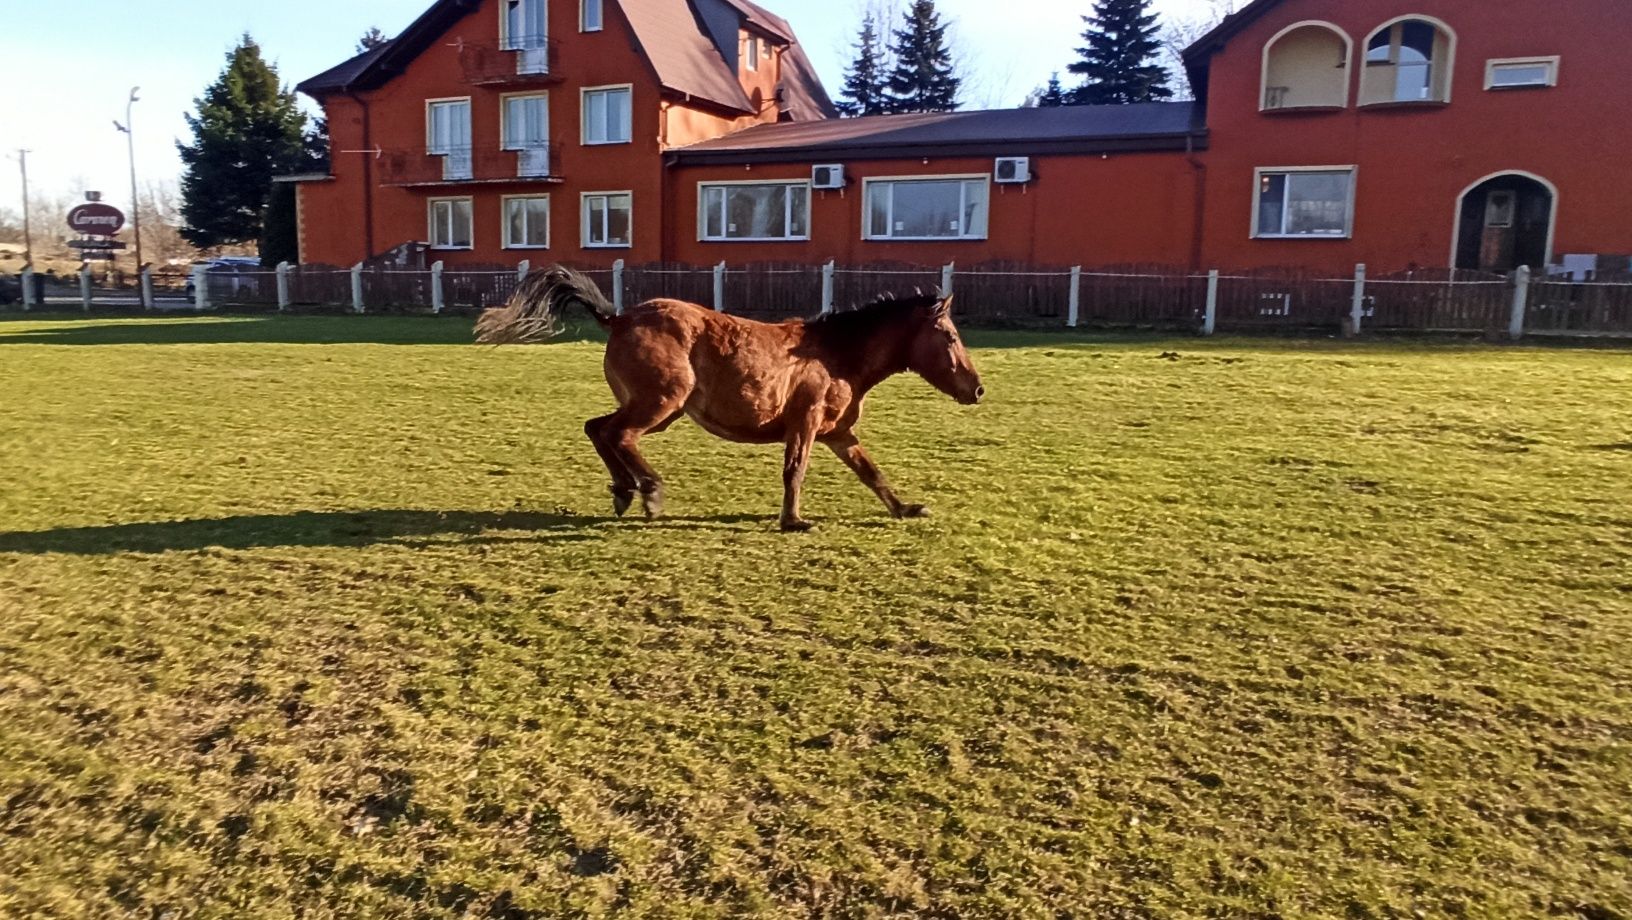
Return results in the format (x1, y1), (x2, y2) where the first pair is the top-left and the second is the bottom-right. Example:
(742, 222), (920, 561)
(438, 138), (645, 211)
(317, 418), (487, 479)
(113, 86), (143, 275)
(14, 149), (31, 267)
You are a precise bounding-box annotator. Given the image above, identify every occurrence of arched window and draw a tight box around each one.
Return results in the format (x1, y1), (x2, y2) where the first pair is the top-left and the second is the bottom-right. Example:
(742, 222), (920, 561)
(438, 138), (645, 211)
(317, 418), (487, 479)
(1361, 17), (1455, 105)
(1262, 22), (1352, 111)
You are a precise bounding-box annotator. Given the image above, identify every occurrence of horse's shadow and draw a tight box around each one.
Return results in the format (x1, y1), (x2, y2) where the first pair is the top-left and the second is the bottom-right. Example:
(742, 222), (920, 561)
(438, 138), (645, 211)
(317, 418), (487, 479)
(0, 508), (767, 556)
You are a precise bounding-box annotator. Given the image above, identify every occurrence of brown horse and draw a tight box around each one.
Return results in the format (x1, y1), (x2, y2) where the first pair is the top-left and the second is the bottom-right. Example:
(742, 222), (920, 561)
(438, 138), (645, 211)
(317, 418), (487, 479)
(476, 267), (984, 531)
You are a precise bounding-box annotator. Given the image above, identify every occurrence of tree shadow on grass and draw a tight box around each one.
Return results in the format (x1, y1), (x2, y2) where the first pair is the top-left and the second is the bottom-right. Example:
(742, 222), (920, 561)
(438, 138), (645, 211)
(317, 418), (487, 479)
(0, 508), (766, 556)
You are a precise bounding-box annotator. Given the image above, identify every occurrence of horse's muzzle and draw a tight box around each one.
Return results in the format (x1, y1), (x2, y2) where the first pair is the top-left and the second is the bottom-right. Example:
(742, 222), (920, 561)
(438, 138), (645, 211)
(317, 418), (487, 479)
(961, 384), (986, 406)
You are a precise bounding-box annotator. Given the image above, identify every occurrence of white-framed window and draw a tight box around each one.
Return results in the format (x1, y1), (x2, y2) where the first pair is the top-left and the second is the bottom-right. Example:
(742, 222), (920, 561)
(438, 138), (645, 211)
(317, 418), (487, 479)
(501, 93), (551, 177)
(501, 0), (546, 49)
(745, 35), (761, 72)
(863, 176), (989, 241)
(699, 181), (810, 241)
(582, 192), (632, 248)
(581, 0), (603, 32)
(1361, 17), (1455, 104)
(1485, 56), (1559, 90)
(503, 195), (551, 249)
(429, 197), (474, 249)
(582, 86), (632, 145)
(1253, 167), (1356, 239)
(426, 98), (472, 154)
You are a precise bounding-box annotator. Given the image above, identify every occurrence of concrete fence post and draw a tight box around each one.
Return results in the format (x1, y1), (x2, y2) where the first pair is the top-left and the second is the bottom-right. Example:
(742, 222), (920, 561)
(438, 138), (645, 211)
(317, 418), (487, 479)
(193, 265), (209, 311)
(713, 260), (726, 312)
(1348, 262), (1367, 337)
(1203, 269), (1220, 336)
(1509, 264), (1532, 340)
(941, 261), (955, 297)
(611, 259), (625, 315)
(79, 264), (92, 312)
(430, 261), (445, 314)
(1067, 265), (1082, 328)
(821, 260), (835, 315)
(275, 262), (291, 312)
(350, 262), (365, 314)
(516, 259), (530, 282)
(140, 266), (155, 311)
(20, 266), (35, 310)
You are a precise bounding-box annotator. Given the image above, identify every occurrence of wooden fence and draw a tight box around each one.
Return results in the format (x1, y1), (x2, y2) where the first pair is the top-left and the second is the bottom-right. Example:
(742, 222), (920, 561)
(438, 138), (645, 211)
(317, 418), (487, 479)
(23, 259), (1632, 339)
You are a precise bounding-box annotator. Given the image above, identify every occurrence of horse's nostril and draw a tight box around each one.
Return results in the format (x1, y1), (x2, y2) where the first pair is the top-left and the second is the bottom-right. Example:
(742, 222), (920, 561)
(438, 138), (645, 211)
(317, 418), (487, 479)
(974, 386), (986, 401)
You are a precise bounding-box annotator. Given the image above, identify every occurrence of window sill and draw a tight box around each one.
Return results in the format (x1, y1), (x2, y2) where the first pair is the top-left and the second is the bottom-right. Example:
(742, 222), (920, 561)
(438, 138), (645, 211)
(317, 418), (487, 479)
(583, 242), (632, 249)
(1485, 83), (1553, 91)
(863, 237), (990, 243)
(582, 138), (633, 146)
(430, 246), (474, 251)
(1259, 104), (1347, 116)
(1357, 100), (1450, 111)
(699, 237), (812, 243)
(1252, 234), (1352, 241)
(503, 245), (551, 250)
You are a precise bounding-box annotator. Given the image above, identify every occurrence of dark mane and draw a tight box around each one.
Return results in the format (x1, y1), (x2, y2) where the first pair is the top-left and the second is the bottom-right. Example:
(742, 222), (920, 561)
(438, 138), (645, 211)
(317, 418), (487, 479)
(804, 291), (942, 343)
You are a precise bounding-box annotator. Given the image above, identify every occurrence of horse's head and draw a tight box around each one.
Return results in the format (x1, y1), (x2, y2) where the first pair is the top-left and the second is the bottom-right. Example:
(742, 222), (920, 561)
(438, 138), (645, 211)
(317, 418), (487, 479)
(907, 295), (985, 406)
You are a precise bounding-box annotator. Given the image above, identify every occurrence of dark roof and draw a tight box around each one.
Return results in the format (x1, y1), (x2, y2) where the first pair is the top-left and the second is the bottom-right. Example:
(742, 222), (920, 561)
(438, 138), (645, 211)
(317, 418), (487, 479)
(670, 102), (1204, 163)
(296, 0), (834, 120)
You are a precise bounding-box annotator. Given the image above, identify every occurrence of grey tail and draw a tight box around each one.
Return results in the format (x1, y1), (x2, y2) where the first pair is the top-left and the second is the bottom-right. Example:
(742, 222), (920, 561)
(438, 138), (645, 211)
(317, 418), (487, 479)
(474, 266), (616, 345)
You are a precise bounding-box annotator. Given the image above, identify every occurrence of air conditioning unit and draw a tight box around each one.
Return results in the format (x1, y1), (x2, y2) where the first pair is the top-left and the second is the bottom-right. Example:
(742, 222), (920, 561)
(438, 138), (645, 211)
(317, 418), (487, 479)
(811, 164), (846, 189)
(995, 157), (1032, 184)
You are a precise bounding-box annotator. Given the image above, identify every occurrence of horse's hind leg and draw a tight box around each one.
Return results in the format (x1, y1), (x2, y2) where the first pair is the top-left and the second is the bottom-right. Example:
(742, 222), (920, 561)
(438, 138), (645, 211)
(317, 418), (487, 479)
(604, 400), (685, 519)
(585, 415), (638, 516)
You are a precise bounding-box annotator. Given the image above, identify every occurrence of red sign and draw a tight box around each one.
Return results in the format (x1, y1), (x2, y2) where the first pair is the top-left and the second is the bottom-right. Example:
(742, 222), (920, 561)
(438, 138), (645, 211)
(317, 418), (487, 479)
(67, 203), (126, 236)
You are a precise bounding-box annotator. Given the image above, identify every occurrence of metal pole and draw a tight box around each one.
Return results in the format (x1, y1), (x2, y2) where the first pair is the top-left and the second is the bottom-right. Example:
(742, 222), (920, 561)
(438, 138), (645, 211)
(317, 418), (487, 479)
(429, 261), (444, 314)
(1203, 269), (1219, 336)
(1509, 265), (1531, 340)
(140, 265), (154, 311)
(79, 263), (92, 312)
(16, 150), (33, 268)
(351, 262), (365, 314)
(713, 260), (725, 312)
(1067, 265), (1081, 328)
(276, 261), (292, 312)
(21, 265), (35, 310)
(611, 258), (624, 314)
(1349, 262), (1366, 337)
(118, 88), (144, 280)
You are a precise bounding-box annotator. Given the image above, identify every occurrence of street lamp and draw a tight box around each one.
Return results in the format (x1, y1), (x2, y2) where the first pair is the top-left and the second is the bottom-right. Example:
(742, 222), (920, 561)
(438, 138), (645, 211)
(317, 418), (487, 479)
(113, 86), (144, 277)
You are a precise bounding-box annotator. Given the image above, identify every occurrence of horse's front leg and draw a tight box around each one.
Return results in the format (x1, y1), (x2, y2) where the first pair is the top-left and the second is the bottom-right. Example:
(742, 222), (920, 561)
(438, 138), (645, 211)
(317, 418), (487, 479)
(823, 431), (927, 519)
(779, 416), (819, 532)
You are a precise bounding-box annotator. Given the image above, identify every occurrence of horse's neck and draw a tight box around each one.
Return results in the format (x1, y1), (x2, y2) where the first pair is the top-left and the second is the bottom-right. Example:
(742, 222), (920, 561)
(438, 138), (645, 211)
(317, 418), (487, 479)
(844, 322), (913, 394)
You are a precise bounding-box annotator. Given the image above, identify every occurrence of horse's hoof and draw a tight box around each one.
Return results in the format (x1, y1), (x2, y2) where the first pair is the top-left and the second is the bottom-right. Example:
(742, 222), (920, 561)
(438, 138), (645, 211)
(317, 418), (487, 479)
(610, 489), (634, 517)
(896, 504), (930, 519)
(779, 518), (815, 533)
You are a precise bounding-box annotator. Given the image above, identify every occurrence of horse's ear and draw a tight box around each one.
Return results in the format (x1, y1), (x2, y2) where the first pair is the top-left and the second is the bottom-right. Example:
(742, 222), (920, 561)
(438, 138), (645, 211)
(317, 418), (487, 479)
(933, 295), (953, 317)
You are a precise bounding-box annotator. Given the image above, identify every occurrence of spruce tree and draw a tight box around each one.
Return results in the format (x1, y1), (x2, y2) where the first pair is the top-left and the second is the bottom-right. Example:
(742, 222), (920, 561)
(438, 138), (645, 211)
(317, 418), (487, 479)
(177, 35), (315, 250)
(884, 0), (961, 114)
(1039, 73), (1067, 107)
(1068, 0), (1174, 105)
(836, 14), (891, 117)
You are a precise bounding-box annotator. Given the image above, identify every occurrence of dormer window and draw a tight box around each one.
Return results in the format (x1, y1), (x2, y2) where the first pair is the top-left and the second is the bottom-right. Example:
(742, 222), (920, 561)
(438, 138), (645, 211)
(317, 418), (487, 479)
(746, 35), (761, 72)
(1361, 17), (1455, 105)
(1261, 22), (1352, 111)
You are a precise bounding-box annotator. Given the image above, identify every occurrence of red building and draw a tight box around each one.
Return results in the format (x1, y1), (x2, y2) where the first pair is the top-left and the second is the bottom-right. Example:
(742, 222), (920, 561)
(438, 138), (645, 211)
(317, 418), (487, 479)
(293, 0), (1632, 275)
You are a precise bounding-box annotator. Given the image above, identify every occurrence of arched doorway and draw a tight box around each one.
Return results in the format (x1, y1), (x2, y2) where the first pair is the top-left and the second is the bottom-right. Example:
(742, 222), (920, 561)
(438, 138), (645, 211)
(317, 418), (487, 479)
(1454, 173), (1555, 272)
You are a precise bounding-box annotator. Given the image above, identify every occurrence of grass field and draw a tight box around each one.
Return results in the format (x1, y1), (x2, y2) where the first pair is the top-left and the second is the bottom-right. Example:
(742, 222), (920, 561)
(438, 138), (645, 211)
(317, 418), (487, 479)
(2, 314), (1629, 919)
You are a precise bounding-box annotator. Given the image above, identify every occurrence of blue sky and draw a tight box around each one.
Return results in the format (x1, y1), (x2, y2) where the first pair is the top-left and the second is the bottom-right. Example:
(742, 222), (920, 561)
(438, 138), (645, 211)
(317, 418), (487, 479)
(0, 0), (1221, 210)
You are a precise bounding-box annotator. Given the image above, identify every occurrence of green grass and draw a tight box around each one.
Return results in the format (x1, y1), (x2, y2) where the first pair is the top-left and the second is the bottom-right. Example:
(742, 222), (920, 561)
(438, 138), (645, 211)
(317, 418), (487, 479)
(2, 314), (1630, 919)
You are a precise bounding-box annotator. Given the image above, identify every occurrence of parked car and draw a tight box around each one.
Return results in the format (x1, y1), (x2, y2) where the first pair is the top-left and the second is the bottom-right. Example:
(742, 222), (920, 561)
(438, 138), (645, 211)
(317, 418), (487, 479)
(184, 257), (263, 297)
